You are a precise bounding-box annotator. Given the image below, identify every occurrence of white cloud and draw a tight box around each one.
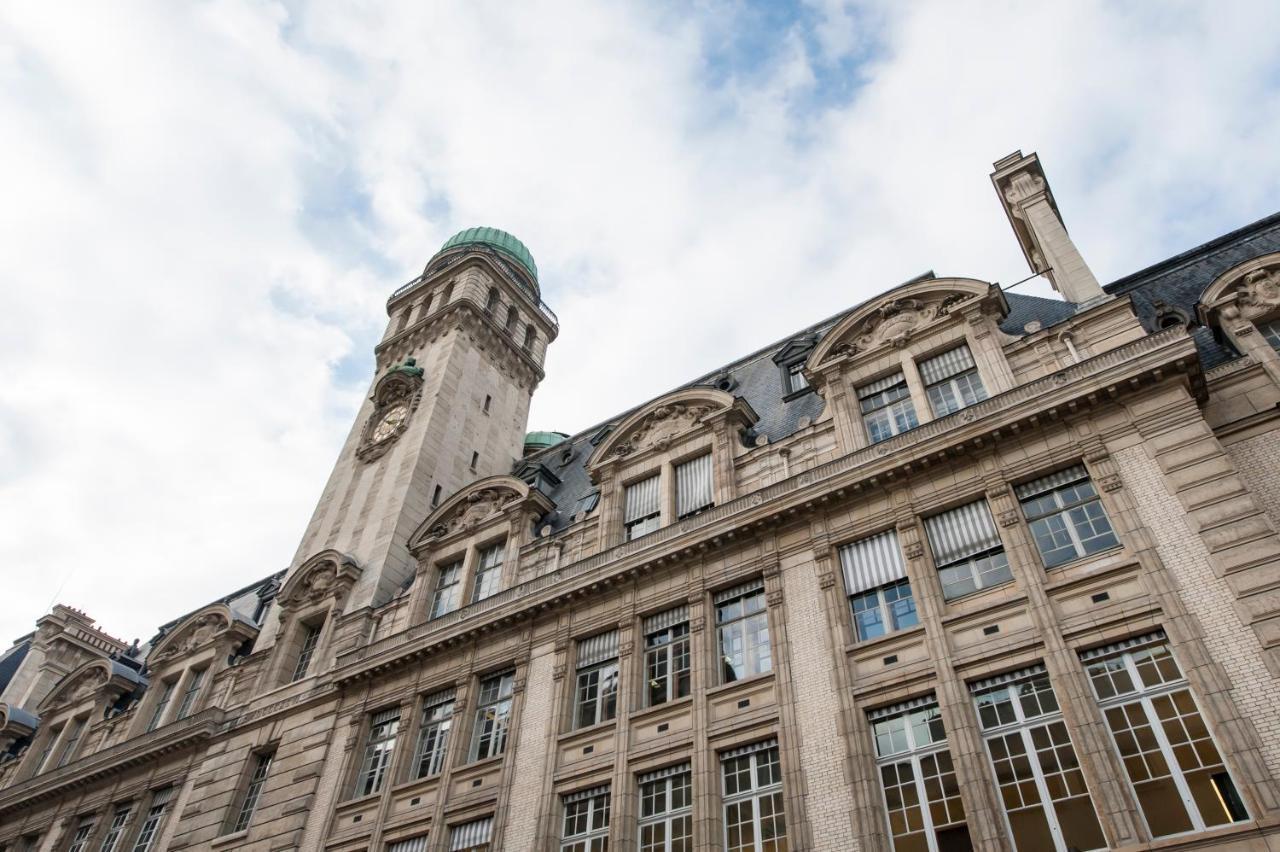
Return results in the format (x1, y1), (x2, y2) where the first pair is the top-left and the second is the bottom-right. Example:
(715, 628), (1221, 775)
(2, 0), (1278, 642)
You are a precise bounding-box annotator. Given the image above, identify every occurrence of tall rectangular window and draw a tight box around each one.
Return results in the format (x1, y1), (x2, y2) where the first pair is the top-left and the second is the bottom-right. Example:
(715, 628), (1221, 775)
(1260, 317), (1280, 351)
(354, 708), (400, 798)
(858, 371), (919, 444)
(639, 763), (692, 852)
(146, 681), (176, 732)
(624, 475), (662, 540)
(644, 607), (690, 707)
(971, 667), (1105, 851)
(292, 622), (322, 682)
(430, 560), (463, 619)
(175, 668), (206, 720)
(561, 786), (611, 851)
(67, 818), (95, 852)
(920, 344), (988, 417)
(1016, 466), (1119, 568)
(715, 581), (771, 683)
(56, 716), (85, 768)
(924, 499), (1012, 600)
(785, 361), (809, 394)
(469, 671), (515, 761)
(231, 750), (274, 833)
(449, 816), (493, 851)
(413, 688), (455, 778)
(98, 805), (132, 852)
(721, 741), (787, 852)
(1082, 634), (1248, 837)
(840, 529), (918, 642)
(869, 697), (971, 852)
(130, 787), (175, 852)
(471, 543), (505, 603)
(675, 453), (714, 519)
(573, 631), (619, 729)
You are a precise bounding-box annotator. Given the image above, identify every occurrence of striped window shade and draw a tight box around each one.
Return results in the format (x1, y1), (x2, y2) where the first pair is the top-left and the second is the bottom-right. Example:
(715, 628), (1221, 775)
(625, 475), (661, 522)
(643, 606), (688, 634)
(968, 664), (1048, 693)
(675, 453), (714, 517)
(423, 686), (456, 707)
(1078, 630), (1167, 662)
(721, 738), (778, 759)
(638, 762), (691, 784)
(713, 579), (764, 604)
(563, 784), (610, 803)
(371, 707), (401, 727)
(867, 694), (938, 721)
(576, 631), (619, 667)
(918, 344), (976, 386)
(923, 500), (1003, 566)
(449, 817), (493, 850)
(387, 835), (429, 852)
(857, 371), (906, 399)
(1014, 464), (1089, 500)
(150, 786), (176, 807)
(839, 529), (906, 595)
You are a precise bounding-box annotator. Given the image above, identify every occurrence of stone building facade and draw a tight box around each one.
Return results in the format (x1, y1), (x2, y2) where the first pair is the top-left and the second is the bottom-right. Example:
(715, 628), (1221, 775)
(2, 152), (1280, 852)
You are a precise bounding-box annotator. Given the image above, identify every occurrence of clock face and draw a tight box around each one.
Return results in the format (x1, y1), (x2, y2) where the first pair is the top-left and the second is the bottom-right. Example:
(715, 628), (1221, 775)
(371, 404), (408, 443)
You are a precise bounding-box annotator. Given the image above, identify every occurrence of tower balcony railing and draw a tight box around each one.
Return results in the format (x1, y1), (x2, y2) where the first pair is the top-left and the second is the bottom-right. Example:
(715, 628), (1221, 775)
(388, 246), (559, 334)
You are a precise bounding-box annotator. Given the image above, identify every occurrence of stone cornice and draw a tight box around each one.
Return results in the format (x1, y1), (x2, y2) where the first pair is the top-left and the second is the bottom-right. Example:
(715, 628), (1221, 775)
(333, 327), (1201, 684)
(0, 708), (223, 817)
(376, 299), (546, 385)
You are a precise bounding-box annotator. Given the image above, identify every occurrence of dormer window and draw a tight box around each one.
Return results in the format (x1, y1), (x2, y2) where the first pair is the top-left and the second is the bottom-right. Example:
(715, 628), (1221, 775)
(431, 560), (463, 618)
(858, 372), (918, 444)
(292, 622), (323, 682)
(785, 362), (809, 394)
(146, 681), (176, 732)
(175, 667), (206, 720)
(920, 344), (987, 417)
(675, 453), (713, 519)
(471, 543), (505, 602)
(54, 716), (85, 768)
(1261, 317), (1280, 351)
(624, 474), (662, 541)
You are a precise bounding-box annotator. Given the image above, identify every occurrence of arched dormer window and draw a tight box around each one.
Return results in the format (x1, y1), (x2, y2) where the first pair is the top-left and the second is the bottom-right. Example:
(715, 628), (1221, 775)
(1198, 252), (1280, 385)
(587, 387), (757, 548)
(24, 659), (143, 778)
(267, 550), (361, 687)
(773, 334), (818, 397)
(806, 278), (1012, 453)
(405, 476), (554, 625)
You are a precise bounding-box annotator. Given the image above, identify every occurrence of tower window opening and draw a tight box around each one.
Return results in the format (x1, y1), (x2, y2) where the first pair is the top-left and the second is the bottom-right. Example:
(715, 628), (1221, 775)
(523, 324), (536, 351)
(442, 283), (454, 304)
(432, 484), (442, 507)
(506, 305), (518, 331)
(486, 287), (499, 313)
(483, 395), (492, 414)
(470, 451), (479, 471)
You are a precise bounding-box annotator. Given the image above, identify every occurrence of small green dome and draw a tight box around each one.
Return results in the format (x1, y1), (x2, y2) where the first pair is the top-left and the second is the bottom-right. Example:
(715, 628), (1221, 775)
(437, 227), (538, 282)
(524, 431), (568, 453)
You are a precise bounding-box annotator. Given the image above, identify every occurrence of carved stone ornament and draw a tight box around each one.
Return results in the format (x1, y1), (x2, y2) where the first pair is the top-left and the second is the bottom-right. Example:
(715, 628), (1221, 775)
(1238, 266), (1280, 313)
(552, 663), (566, 681)
(356, 360), (426, 462)
(997, 509), (1020, 528)
(152, 612), (230, 663)
(607, 403), (715, 460)
(428, 487), (519, 539)
(904, 541), (925, 560)
(278, 551), (361, 612)
(1098, 473), (1123, 493)
(766, 589), (784, 606)
(818, 572), (836, 590)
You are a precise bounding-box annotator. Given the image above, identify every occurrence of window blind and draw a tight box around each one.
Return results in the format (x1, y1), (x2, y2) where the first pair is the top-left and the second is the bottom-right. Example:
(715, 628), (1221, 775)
(721, 738), (778, 759)
(371, 707), (401, 727)
(867, 694), (938, 722)
(1078, 630), (1167, 662)
(923, 500), (1002, 566)
(857, 371), (906, 399)
(624, 476), (661, 522)
(675, 454), (713, 517)
(643, 606), (689, 634)
(713, 579), (764, 604)
(422, 687), (456, 707)
(563, 784), (610, 803)
(638, 762), (692, 784)
(968, 664), (1048, 692)
(918, 344), (976, 386)
(576, 631), (619, 667)
(839, 529), (907, 595)
(387, 835), (429, 852)
(149, 787), (176, 807)
(1014, 464), (1089, 500)
(449, 817), (493, 850)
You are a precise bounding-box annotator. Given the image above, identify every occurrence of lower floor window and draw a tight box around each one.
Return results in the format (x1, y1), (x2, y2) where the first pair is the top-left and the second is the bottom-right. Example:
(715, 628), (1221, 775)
(850, 579), (918, 642)
(561, 786), (611, 851)
(721, 741), (787, 852)
(449, 815), (493, 851)
(639, 763), (692, 852)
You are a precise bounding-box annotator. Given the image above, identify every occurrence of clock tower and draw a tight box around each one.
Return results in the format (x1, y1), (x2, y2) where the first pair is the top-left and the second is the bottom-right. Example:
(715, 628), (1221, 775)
(260, 228), (557, 647)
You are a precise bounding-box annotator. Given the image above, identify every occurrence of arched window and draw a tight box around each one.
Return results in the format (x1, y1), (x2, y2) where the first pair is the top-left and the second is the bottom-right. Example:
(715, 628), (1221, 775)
(417, 293), (434, 321)
(506, 305), (518, 331)
(486, 287), (499, 314)
(442, 283), (454, 304)
(523, 324), (536, 351)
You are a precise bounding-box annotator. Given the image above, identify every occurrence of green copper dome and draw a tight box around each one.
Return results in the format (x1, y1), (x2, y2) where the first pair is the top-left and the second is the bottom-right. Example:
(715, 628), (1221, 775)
(437, 227), (538, 282)
(524, 430), (568, 453)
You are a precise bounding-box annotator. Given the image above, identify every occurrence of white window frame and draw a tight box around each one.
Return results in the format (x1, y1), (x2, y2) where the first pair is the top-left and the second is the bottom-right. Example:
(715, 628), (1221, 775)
(98, 805), (133, 852)
(624, 474), (662, 541)
(857, 372), (919, 444)
(720, 742), (787, 852)
(869, 698), (970, 852)
(1259, 317), (1280, 351)
(643, 608), (690, 707)
(448, 816), (493, 851)
(146, 681), (176, 732)
(354, 708), (400, 798)
(470, 543), (504, 603)
(430, 560), (463, 619)
(840, 529), (917, 642)
(1083, 638), (1249, 838)
(573, 632), (619, 730)
(175, 667), (206, 720)
(714, 582), (771, 684)
(674, 453), (714, 519)
(55, 715), (86, 768)
(560, 786), (611, 851)
(291, 621), (323, 682)
(412, 689), (455, 778)
(638, 764), (692, 852)
(130, 788), (174, 852)
(920, 344), (988, 417)
(971, 668), (1106, 852)
(849, 578), (919, 643)
(230, 749), (274, 834)
(1017, 466), (1119, 568)
(784, 361), (809, 394)
(468, 671), (514, 762)
(923, 499), (1012, 601)
(67, 818), (95, 852)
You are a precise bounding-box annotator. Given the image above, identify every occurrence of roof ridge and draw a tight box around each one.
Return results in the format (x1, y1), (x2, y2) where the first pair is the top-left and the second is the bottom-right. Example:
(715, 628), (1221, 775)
(1105, 210), (1280, 294)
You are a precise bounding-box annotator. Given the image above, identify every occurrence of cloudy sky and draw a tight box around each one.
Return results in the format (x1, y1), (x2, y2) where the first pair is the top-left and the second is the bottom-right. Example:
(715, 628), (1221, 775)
(2, 0), (1279, 644)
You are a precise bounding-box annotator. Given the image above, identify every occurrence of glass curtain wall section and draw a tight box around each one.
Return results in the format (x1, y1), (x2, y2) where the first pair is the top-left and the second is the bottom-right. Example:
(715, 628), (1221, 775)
(1016, 466), (1118, 568)
(869, 697), (972, 852)
(471, 543), (505, 603)
(625, 475), (661, 540)
(639, 763), (692, 852)
(413, 688), (456, 778)
(354, 708), (400, 797)
(574, 631), (620, 729)
(919, 345), (987, 417)
(561, 786), (611, 852)
(923, 500), (1011, 600)
(970, 667), (1106, 851)
(839, 529), (918, 641)
(675, 453), (714, 519)
(430, 560), (463, 618)
(469, 672), (515, 761)
(720, 741), (788, 852)
(644, 607), (691, 707)
(858, 372), (918, 444)
(715, 581), (771, 683)
(1082, 634), (1249, 838)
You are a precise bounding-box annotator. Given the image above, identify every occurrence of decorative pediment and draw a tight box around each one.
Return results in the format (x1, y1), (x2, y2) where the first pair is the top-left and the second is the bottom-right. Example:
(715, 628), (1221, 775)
(147, 604), (256, 666)
(37, 660), (141, 715)
(278, 550), (362, 612)
(410, 476), (553, 548)
(807, 278), (1006, 373)
(588, 387), (754, 471)
(772, 334), (819, 365)
(1199, 252), (1280, 327)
